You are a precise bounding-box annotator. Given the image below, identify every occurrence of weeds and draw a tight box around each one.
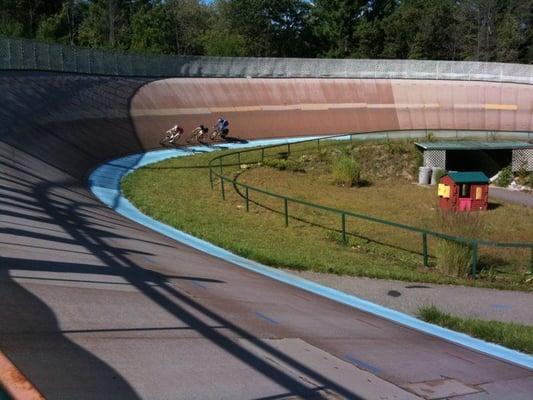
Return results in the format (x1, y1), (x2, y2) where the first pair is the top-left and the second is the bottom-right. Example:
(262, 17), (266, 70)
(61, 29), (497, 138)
(433, 211), (484, 278)
(263, 158), (305, 172)
(332, 155), (361, 187)
(418, 305), (533, 354)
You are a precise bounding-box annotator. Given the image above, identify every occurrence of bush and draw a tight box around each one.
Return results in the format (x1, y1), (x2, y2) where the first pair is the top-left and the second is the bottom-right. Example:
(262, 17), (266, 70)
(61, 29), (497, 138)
(433, 211), (484, 278)
(263, 158), (305, 172)
(412, 149), (424, 177)
(332, 155), (361, 187)
(515, 164), (533, 189)
(495, 165), (513, 187)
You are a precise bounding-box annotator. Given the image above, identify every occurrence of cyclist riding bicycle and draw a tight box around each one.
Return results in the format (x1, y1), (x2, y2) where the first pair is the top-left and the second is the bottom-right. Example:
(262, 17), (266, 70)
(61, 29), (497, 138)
(161, 124), (183, 145)
(188, 124), (209, 143)
(211, 117), (229, 140)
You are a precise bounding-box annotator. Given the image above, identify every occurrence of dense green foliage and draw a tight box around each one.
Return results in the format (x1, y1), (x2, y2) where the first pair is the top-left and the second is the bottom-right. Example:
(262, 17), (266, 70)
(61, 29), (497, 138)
(1, 1), (531, 62)
(495, 165), (514, 187)
(418, 305), (533, 354)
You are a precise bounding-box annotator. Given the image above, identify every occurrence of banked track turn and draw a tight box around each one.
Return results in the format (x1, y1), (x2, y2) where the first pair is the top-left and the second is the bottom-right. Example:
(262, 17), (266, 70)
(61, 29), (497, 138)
(1, 56), (533, 399)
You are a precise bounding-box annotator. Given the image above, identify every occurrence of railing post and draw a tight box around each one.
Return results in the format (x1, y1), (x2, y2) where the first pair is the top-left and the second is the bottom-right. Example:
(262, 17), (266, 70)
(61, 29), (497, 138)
(209, 167), (214, 190)
(261, 148), (265, 163)
(32, 42), (37, 69)
(287, 142), (291, 155)
(317, 139), (320, 151)
(60, 46), (65, 70)
(219, 157), (223, 175)
(341, 213), (347, 244)
(221, 178), (225, 200)
(284, 198), (289, 227)
(245, 187), (249, 212)
(530, 247), (533, 274)
(471, 241), (478, 278)
(7, 39), (12, 69)
(237, 152), (241, 167)
(422, 232), (428, 267)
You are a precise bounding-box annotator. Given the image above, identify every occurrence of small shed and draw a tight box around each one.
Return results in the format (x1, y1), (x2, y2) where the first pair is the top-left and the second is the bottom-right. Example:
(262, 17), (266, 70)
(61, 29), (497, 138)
(438, 172), (489, 212)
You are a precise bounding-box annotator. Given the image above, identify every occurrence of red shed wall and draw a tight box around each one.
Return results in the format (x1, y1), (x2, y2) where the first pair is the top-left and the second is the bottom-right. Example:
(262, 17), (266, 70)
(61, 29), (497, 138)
(470, 184), (489, 211)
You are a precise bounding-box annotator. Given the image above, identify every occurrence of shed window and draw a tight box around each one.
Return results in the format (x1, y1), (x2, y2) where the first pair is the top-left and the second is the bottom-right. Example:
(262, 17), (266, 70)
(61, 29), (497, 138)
(460, 184), (470, 197)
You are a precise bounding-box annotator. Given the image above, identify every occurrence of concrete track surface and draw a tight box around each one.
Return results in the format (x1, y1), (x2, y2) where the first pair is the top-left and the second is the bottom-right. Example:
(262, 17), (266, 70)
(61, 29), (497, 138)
(1, 71), (532, 399)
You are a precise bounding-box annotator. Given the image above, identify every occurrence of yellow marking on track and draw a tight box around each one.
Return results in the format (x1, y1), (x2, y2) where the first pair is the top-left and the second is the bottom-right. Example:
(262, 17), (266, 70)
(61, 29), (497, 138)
(132, 102), (456, 116)
(485, 103), (518, 111)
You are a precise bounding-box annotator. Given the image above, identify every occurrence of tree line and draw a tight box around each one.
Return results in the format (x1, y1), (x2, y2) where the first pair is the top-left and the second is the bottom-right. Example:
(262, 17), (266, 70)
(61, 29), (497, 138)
(1, 0), (531, 63)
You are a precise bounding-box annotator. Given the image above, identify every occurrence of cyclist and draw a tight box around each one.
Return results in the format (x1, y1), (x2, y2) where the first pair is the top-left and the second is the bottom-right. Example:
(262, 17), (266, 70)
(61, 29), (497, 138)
(211, 117), (229, 140)
(188, 124), (209, 143)
(161, 124), (183, 145)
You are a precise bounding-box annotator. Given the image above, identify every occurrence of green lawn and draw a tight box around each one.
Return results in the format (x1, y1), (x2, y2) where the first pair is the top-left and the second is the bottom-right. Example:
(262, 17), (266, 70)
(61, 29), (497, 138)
(122, 140), (533, 290)
(418, 306), (533, 354)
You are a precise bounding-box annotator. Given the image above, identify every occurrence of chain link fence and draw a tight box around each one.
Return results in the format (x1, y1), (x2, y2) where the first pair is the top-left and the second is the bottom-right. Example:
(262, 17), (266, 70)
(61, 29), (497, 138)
(1, 37), (532, 83)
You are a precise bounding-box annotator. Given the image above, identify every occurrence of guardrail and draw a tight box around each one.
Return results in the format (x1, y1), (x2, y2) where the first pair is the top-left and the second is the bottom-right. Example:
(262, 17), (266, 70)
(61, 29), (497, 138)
(1, 36), (533, 84)
(208, 133), (533, 278)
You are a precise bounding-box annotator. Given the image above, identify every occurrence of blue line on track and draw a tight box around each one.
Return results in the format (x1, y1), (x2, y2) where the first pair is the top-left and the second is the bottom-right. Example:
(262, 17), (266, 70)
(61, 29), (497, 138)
(343, 355), (381, 374)
(254, 312), (280, 325)
(189, 280), (208, 290)
(88, 137), (533, 371)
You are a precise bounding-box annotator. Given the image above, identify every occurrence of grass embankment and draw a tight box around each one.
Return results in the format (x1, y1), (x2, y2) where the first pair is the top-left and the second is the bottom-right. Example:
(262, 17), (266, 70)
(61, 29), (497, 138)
(418, 306), (533, 354)
(122, 139), (533, 290)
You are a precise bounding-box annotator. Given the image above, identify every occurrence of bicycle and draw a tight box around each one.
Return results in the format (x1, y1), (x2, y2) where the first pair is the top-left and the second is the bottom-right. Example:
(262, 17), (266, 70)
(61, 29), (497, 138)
(160, 127), (183, 146)
(187, 126), (209, 144)
(210, 127), (229, 141)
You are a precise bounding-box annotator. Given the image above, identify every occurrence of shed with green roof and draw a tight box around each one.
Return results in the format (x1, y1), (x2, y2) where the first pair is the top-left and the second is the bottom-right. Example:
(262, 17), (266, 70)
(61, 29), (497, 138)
(415, 141), (532, 177)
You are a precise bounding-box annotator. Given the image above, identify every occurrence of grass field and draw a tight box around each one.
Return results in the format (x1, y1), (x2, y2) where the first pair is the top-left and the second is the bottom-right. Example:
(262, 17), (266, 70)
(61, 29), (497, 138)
(418, 306), (533, 354)
(122, 139), (533, 291)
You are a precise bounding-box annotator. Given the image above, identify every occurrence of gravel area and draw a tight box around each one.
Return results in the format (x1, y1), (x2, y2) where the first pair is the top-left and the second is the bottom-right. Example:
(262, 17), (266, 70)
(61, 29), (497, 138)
(490, 186), (533, 207)
(285, 270), (533, 325)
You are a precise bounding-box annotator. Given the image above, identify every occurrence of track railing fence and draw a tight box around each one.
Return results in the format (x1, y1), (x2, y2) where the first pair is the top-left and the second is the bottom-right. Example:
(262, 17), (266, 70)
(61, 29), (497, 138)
(2, 37), (533, 83)
(208, 133), (533, 278)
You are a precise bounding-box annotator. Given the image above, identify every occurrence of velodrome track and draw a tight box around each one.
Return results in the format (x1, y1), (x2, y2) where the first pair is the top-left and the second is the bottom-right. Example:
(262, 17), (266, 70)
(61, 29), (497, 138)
(1, 68), (533, 399)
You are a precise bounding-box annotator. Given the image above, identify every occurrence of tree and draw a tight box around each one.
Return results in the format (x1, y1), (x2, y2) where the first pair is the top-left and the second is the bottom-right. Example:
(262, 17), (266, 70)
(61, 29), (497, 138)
(496, 11), (522, 62)
(130, 2), (174, 54)
(0, 0), (63, 37)
(308, 0), (367, 58)
(36, 1), (87, 44)
(166, 0), (210, 55)
(381, 0), (457, 60)
(263, 0), (312, 57)
(216, 0), (312, 57)
(77, 0), (132, 49)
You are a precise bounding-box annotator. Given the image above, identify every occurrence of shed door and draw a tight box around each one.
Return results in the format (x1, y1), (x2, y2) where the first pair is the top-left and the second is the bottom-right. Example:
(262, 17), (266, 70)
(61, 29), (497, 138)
(459, 198), (472, 211)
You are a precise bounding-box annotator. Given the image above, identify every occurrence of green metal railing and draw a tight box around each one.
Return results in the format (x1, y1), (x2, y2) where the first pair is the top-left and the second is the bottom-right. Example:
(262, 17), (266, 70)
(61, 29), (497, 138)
(208, 133), (533, 278)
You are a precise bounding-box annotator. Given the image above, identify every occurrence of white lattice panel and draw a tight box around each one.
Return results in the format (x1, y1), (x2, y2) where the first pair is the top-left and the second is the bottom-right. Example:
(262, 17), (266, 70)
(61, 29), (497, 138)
(423, 150), (446, 168)
(512, 149), (533, 172)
